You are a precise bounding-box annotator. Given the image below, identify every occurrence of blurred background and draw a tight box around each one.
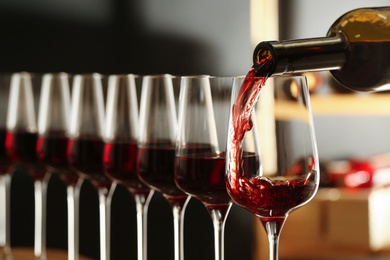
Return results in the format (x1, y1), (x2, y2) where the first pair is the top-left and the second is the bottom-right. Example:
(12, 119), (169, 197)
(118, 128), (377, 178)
(1, 0), (390, 259)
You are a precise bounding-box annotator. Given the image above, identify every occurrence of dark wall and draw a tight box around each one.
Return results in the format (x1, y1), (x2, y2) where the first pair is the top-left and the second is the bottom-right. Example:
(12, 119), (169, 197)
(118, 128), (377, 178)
(0, 1), (212, 75)
(0, 0), (251, 76)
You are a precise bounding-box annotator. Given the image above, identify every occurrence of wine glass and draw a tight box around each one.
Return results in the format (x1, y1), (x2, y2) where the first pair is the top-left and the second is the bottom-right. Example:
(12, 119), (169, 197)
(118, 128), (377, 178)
(0, 73), (12, 260)
(5, 72), (49, 260)
(175, 75), (240, 260)
(35, 72), (82, 260)
(103, 74), (153, 260)
(137, 74), (189, 260)
(225, 75), (320, 260)
(67, 73), (115, 260)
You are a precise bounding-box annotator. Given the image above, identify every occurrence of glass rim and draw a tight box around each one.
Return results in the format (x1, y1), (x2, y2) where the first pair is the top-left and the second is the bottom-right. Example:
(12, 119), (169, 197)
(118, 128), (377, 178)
(142, 73), (177, 79)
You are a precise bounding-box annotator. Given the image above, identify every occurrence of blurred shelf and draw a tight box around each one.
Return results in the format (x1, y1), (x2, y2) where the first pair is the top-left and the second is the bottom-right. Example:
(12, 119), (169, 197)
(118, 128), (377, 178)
(311, 93), (390, 116)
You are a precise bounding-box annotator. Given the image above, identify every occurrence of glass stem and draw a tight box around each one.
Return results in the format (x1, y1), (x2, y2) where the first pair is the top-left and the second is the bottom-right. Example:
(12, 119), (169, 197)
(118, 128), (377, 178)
(261, 218), (286, 260)
(0, 173), (12, 259)
(67, 178), (83, 260)
(172, 197), (190, 260)
(210, 205), (232, 260)
(267, 224), (279, 260)
(134, 190), (154, 260)
(98, 182), (116, 260)
(34, 173), (51, 260)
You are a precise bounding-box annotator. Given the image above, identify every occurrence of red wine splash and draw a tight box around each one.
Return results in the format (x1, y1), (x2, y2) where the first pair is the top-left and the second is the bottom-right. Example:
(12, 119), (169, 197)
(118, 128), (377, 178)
(226, 61), (317, 222)
(230, 54), (274, 159)
(227, 66), (270, 190)
(231, 69), (266, 141)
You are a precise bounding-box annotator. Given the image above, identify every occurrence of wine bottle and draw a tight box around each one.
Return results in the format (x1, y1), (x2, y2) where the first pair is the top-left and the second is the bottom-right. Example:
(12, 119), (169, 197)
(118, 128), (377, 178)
(253, 6), (390, 92)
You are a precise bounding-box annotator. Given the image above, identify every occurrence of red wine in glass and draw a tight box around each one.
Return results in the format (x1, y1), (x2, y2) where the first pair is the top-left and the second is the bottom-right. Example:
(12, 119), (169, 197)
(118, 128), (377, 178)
(103, 73), (153, 260)
(67, 135), (110, 188)
(227, 171), (317, 221)
(5, 130), (46, 180)
(230, 67), (318, 216)
(103, 140), (150, 194)
(176, 148), (260, 211)
(138, 74), (187, 260)
(36, 130), (79, 186)
(0, 128), (11, 175)
(226, 66), (319, 260)
(0, 75), (11, 259)
(138, 141), (188, 204)
(227, 69), (318, 220)
(68, 73), (112, 260)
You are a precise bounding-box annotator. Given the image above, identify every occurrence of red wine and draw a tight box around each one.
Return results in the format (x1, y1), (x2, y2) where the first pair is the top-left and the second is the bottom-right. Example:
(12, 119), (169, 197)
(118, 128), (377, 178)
(103, 141), (150, 194)
(67, 135), (110, 188)
(5, 130), (46, 180)
(36, 130), (79, 185)
(226, 172), (317, 220)
(175, 150), (259, 210)
(0, 128), (11, 174)
(37, 131), (68, 169)
(137, 141), (187, 204)
(226, 66), (317, 223)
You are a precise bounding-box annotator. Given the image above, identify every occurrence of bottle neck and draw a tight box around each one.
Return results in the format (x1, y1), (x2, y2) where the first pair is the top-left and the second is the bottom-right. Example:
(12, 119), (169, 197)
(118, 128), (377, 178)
(253, 35), (347, 76)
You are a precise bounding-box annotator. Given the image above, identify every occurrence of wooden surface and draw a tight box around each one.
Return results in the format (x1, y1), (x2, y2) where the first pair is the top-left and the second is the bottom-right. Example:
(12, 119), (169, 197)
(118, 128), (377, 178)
(6, 248), (93, 260)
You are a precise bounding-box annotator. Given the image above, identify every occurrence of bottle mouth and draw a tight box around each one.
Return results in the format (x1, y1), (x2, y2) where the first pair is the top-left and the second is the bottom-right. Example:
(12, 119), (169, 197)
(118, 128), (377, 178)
(253, 36), (346, 77)
(252, 42), (278, 77)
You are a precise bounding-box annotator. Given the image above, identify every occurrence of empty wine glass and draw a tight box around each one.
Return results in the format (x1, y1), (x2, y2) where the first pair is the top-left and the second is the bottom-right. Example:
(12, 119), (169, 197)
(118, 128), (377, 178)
(5, 72), (49, 260)
(35, 73), (82, 260)
(225, 75), (320, 260)
(103, 74), (153, 260)
(0, 73), (12, 260)
(175, 75), (237, 260)
(137, 74), (189, 260)
(67, 73), (115, 260)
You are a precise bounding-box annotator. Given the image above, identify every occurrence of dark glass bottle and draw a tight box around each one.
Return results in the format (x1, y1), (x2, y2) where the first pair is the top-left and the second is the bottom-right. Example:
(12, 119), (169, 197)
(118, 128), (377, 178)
(253, 6), (390, 92)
